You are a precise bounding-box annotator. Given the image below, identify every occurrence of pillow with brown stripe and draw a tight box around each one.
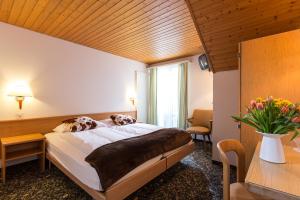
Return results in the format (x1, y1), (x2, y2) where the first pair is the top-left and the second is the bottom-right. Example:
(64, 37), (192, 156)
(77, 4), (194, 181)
(110, 114), (136, 126)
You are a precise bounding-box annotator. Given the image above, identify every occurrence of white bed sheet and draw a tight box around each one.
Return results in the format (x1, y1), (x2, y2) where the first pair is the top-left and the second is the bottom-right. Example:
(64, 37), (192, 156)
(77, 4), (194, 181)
(109, 123), (162, 135)
(46, 132), (163, 191)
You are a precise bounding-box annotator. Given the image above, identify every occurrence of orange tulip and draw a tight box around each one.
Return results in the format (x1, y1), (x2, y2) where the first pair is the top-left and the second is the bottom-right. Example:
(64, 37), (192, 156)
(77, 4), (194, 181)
(292, 117), (300, 123)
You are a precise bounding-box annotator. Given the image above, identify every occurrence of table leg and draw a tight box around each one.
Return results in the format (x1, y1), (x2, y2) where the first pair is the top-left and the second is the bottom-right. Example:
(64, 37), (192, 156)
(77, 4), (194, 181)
(40, 141), (45, 172)
(1, 146), (6, 184)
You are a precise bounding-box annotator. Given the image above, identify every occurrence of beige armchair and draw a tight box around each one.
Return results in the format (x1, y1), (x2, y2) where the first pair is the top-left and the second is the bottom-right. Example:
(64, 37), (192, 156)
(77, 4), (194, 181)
(186, 109), (213, 143)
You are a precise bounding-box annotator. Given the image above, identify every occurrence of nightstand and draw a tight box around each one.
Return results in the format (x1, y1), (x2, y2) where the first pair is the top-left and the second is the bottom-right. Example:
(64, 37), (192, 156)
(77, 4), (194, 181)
(1, 133), (45, 184)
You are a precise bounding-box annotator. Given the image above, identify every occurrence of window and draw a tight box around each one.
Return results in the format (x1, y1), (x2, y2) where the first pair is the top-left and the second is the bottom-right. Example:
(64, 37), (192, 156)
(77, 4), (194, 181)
(148, 62), (188, 128)
(156, 64), (179, 127)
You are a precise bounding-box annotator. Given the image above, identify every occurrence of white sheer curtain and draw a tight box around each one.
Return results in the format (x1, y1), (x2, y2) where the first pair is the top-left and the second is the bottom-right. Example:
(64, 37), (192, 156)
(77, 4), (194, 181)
(156, 64), (179, 127)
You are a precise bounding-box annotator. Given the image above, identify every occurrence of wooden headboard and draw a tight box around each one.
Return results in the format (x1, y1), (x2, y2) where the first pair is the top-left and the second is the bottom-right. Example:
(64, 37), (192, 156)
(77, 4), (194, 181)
(0, 111), (137, 138)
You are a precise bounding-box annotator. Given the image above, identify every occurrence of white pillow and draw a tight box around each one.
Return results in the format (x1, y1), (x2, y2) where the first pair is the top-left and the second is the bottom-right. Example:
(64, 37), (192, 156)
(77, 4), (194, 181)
(98, 119), (115, 127)
(53, 123), (72, 133)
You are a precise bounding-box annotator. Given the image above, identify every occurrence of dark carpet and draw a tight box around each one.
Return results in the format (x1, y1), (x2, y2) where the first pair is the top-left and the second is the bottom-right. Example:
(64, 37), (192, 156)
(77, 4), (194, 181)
(0, 141), (236, 200)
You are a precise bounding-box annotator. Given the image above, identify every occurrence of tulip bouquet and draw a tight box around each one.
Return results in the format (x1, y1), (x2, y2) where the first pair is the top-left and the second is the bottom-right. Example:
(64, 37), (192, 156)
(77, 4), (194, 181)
(233, 97), (300, 140)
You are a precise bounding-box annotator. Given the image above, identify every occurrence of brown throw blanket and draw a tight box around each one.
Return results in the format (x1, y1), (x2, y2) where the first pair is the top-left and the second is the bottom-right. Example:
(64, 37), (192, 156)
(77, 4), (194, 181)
(85, 128), (192, 190)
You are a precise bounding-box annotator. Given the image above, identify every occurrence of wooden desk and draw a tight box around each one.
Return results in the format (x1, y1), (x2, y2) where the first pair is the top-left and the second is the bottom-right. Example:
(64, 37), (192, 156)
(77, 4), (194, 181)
(245, 143), (300, 200)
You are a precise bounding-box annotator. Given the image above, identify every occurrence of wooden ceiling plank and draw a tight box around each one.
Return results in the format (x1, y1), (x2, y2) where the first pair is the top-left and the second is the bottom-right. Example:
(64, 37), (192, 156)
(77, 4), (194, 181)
(90, 24), (197, 55)
(7, 0), (26, 24)
(201, 11), (300, 37)
(197, 1), (299, 31)
(90, 11), (193, 46)
(48, 0), (104, 36)
(104, 47), (197, 64)
(67, 0), (147, 41)
(211, 55), (237, 63)
(101, 33), (200, 53)
(191, 0), (256, 19)
(96, 36), (200, 58)
(207, 47), (237, 56)
(97, 36), (199, 56)
(85, 1), (187, 46)
(0, 0), (14, 22)
(15, 0), (38, 26)
(147, 49), (201, 63)
(83, 2), (187, 46)
(73, 0), (165, 43)
(86, 0), (185, 45)
(63, 0), (135, 39)
(37, 0), (74, 32)
(102, 46), (200, 64)
(44, 0), (92, 34)
(96, 40), (199, 60)
(101, 49), (199, 64)
(193, 0), (290, 20)
(56, 0), (122, 38)
(92, 18), (197, 51)
(201, 17), (300, 45)
(98, 35), (200, 56)
(146, 51), (201, 64)
(71, 0), (165, 42)
(30, 0), (62, 30)
(23, 0), (50, 28)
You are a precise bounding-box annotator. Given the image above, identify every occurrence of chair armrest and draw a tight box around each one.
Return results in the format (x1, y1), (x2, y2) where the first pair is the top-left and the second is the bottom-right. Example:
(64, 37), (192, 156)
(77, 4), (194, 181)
(186, 117), (194, 123)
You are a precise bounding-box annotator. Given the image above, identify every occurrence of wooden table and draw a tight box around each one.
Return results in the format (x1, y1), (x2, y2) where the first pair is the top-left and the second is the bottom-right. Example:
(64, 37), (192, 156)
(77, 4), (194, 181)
(245, 142), (300, 200)
(1, 133), (45, 184)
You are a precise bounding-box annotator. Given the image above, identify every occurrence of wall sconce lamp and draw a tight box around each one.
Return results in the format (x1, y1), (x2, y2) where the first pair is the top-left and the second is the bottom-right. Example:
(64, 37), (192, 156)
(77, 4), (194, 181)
(7, 84), (33, 110)
(129, 97), (136, 106)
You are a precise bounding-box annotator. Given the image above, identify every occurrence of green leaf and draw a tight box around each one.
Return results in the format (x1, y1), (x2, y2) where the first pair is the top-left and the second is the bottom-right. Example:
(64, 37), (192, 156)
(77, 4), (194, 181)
(290, 129), (300, 141)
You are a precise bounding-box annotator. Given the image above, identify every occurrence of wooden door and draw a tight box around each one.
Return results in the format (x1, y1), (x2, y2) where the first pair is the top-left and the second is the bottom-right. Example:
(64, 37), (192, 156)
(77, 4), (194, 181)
(240, 29), (300, 169)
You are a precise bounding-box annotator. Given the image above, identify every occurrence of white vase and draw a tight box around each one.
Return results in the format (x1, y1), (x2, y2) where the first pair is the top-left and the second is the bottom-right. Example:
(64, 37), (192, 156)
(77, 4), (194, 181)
(257, 132), (287, 164)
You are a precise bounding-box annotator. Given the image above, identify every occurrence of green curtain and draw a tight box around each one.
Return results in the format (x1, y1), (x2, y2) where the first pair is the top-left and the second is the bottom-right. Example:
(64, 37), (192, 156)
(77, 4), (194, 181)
(147, 67), (158, 124)
(178, 62), (188, 129)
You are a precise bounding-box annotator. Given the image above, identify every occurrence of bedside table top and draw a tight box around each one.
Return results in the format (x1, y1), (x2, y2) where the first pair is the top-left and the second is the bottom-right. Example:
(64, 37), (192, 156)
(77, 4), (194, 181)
(1, 133), (45, 146)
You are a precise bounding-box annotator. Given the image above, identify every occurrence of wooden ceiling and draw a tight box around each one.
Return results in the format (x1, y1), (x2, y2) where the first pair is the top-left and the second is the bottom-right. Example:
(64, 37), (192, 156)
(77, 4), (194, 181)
(186, 0), (300, 72)
(0, 0), (202, 64)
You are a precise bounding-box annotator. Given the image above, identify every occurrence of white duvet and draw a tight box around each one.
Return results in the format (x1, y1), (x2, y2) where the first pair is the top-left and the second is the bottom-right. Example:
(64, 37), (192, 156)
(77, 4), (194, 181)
(45, 123), (162, 191)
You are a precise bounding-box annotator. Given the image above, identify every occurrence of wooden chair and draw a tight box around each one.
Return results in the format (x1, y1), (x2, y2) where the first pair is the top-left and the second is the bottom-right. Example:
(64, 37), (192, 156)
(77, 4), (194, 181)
(217, 139), (271, 200)
(186, 109), (213, 143)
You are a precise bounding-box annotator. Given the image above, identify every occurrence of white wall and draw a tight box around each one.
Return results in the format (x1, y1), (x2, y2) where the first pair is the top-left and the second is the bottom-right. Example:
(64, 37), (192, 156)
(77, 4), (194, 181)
(0, 22), (147, 121)
(188, 55), (213, 117)
(212, 70), (240, 164)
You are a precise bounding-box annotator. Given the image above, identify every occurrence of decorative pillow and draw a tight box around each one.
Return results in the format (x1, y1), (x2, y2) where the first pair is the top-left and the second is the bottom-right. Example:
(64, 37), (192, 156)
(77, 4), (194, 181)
(110, 114), (136, 126)
(53, 116), (100, 133)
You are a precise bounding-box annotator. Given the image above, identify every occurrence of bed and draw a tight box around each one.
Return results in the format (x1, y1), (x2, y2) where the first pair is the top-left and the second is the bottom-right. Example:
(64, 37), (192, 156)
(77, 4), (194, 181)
(0, 111), (195, 200)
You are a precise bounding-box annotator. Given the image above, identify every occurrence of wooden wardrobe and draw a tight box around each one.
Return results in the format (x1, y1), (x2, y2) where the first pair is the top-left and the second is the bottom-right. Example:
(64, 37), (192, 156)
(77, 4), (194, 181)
(240, 29), (300, 169)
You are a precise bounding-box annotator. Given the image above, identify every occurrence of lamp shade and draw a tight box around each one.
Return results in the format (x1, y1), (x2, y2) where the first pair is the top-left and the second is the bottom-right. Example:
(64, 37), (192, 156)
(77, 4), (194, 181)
(7, 84), (33, 97)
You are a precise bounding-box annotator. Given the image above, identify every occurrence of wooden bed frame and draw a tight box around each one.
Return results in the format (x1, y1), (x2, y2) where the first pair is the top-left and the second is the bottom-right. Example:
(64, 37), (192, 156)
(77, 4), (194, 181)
(0, 111), (195, 200)
(47, 142), (194, 200)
